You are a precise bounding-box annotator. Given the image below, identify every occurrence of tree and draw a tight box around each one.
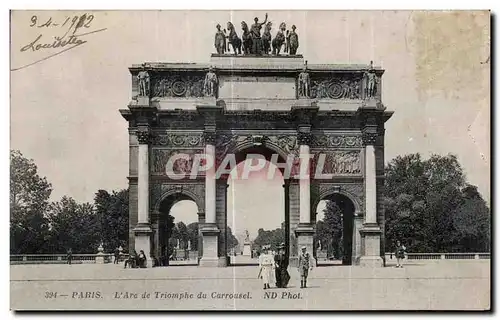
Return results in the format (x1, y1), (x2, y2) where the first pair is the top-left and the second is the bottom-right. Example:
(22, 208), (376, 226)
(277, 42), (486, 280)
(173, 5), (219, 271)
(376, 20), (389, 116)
(451, 184), (490, 252)
(385, 153), (490, 253)
(226, 226), (239, 250)
(186, 222), (198, 251)
(46, 196), (101, 253)
(176, 221), (189, 249)
(93, 189), (129, 252)
(315, 201), (343, 259)
(10, 150), (53, 254)
(253, 226), (285, 251)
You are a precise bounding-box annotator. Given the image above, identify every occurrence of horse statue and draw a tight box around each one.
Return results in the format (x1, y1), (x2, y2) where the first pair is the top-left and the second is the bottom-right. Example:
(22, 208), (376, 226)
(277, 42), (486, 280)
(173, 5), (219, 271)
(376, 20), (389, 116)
(225, 22), (242, 55)
(214, 24), (226, 54)
(288, 25), (299, 55)
(241, 21), (253, 55)
(272, 22), (287, 55)
(262, 22), (272, 54)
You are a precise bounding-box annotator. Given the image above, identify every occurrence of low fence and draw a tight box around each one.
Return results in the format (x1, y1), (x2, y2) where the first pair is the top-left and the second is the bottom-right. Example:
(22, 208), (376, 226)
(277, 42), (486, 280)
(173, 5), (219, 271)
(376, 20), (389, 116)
(11, 252), (490, 265)
(384, 252), (490, 261)
(10, 253), (115, 265)
(10, 251), (200, 265)
(315, 251), (490, 262)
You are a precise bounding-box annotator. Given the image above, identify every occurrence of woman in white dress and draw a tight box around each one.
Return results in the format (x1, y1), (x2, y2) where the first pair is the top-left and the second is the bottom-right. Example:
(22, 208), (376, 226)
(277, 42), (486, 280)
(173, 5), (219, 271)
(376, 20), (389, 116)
(258, 245), (275, 290)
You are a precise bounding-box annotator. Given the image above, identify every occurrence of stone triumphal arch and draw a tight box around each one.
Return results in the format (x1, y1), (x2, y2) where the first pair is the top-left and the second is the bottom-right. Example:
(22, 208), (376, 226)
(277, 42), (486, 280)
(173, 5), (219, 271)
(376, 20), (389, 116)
(121, 47), (392, 268)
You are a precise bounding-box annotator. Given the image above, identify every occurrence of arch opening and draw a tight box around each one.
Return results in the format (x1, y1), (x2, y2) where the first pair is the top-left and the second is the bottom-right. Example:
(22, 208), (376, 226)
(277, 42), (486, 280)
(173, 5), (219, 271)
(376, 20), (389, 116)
(156, 194), (200, 266)
(226, 145), (287, 266)
(314, 193), (356, 266)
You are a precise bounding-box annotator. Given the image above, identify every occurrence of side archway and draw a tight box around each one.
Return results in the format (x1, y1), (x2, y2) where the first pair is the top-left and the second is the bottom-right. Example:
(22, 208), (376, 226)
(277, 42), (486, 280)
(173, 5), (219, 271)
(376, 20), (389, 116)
(153, 188), (203, 266)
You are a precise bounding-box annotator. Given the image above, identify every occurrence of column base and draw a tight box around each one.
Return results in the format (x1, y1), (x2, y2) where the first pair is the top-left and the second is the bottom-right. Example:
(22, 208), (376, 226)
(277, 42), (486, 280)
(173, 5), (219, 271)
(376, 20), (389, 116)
(133, 223), (152, 256)
(294, 223), (317, 267)
(136, 96), (150, 106)
(359, 223), (383, 268)
(199, 224), (220, 267)
(359, 256), (384, 267)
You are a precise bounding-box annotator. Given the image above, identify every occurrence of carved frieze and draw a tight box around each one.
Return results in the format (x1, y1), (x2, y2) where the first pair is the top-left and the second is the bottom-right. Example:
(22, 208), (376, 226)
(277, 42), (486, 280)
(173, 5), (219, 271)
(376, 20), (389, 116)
(151, 74), (205, 98)
(310, 134), (362, 148)
(310, 74), (363, 99)
(151, 149), (204, 175)
(313, 150), (362, 175)
(266, 135), (299, 156)
(151, 133), (204, 147)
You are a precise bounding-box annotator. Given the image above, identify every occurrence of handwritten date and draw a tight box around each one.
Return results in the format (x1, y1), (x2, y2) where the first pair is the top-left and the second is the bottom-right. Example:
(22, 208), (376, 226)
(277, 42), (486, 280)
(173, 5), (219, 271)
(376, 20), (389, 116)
(30, 14), (94, 35)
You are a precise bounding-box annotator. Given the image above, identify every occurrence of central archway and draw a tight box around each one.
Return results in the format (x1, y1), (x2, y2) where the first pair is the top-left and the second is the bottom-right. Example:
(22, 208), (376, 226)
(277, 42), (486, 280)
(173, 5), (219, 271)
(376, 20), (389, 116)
(222, 144), (288, 266)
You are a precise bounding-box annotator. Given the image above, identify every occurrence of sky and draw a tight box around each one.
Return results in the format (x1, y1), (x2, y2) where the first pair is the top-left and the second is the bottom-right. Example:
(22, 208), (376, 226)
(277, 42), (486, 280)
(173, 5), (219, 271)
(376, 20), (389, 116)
(10, 10), (490, 239)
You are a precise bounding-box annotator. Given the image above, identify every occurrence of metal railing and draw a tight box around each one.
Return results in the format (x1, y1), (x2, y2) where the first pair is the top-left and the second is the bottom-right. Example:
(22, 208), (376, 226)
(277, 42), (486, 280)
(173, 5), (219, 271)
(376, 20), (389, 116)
(384, 252), (490, 261)
(10, 253), (115, 265)
(11, 252), (490, 265)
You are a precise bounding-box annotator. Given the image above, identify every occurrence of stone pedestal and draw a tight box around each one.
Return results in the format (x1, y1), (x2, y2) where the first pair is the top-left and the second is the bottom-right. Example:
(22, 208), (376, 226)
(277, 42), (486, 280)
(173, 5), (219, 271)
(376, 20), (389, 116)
(199, 224), (220, 267)
(294, 223), (317, 267)
(359, 223), (383, 267)
(134, 223), (153, 267)
(242, 243), (251, 256)
(137, 96), (150, 106)
(95, 244), (105, 264)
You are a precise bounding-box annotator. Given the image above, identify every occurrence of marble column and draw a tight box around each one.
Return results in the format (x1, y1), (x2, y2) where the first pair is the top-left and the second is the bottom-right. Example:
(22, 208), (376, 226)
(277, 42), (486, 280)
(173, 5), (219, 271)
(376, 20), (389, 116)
(199, 131), (220, 267)
(294, 131), (315, 266)
(133, 126), (153, 266)
(359, 129), (383, 267)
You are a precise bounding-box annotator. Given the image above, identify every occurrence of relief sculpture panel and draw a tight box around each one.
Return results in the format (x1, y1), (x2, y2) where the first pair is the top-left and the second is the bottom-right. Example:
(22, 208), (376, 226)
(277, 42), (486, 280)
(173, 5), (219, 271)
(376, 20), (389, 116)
(151, 74), (205, 98)
(313, 150), (362, 175)
(151, 149), (204, 176)
(310, 74), (363, 99)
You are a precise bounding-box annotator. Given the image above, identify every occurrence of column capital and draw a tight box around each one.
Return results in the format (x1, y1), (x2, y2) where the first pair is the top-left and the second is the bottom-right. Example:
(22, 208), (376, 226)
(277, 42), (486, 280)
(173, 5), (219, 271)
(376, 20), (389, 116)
(136, 126), (151, 144)
(297, 131), (312, 145)
(203, 131), (216, 145)
(362, 131), (378, 146)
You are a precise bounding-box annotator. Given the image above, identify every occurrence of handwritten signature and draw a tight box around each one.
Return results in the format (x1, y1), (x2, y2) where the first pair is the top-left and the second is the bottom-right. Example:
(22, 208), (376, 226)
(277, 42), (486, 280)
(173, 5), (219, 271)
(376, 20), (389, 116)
(12, 13), (107, 71)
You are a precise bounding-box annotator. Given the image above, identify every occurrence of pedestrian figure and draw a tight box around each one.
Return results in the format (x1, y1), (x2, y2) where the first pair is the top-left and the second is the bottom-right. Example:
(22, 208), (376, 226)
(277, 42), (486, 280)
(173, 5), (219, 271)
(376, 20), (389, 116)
(258, 245), (274, 290)
(274, 243), (290, 288)
(114, 247), (120, 264)
(66, 248), (72, 265)
(298, 246), (313, 288)
(138, 250), (147, 268)
(395, 240), (406, 268)
(125, 250), (138, 269)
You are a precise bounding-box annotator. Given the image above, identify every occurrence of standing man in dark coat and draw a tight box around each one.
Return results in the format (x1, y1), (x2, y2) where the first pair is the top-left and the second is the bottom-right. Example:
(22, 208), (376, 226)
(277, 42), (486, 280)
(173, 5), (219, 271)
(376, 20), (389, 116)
(114, 247), (120, 264)
(66, 248), (72, 265)
(298, 246), (313, 288)
(274, 243), (290, 288)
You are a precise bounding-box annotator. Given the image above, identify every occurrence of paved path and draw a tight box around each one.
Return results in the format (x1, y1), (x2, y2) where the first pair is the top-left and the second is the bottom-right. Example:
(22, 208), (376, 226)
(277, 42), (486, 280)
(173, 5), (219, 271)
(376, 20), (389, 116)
(10, 261), (490, 310)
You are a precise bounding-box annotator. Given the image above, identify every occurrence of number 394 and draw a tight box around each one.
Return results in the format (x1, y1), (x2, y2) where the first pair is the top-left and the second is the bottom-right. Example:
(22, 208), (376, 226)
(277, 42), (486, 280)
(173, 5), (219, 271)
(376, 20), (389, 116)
(45, 292), (57, 299)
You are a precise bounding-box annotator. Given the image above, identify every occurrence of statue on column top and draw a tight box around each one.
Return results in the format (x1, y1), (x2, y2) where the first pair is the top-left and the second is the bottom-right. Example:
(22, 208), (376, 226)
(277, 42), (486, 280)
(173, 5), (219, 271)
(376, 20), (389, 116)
(203, 66), (218, 98)
(137, 64), (150, 97)
(364, 61), (378, 99)
(298, 63), (310, 98)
